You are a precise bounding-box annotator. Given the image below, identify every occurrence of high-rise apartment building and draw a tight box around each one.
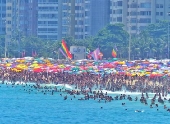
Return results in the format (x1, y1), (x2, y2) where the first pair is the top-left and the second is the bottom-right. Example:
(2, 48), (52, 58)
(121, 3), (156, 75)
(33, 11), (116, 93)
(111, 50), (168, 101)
(60, 0), (88, 39)
(5, 0), (37, 57)
(37, 0), (94, 40)
(37, 0), (58, 40)
(60, 0), (110, 39)
(4, 0), (170, 42)
(6, 0), (37, 38)
(59, 0), (75, 39)
(110, 0), (170, 35)
(0, 0), (6, 35)
(4, 0), (110, 41)
(90, 0), (110, 36)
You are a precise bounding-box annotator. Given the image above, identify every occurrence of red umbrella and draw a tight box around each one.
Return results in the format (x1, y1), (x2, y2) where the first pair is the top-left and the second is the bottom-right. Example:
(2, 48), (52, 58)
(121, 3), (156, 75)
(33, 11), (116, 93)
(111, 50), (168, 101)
(33, 68), (43, 73)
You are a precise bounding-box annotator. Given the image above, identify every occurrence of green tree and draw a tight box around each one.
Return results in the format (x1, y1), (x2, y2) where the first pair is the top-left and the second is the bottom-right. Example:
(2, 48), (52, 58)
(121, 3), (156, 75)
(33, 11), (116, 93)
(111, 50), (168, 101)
(92, 24), (129, 58)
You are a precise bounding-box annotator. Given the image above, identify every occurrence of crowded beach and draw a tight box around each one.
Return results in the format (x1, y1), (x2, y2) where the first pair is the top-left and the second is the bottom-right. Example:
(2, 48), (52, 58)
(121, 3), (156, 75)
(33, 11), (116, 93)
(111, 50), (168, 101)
(1, 57), (170, 112)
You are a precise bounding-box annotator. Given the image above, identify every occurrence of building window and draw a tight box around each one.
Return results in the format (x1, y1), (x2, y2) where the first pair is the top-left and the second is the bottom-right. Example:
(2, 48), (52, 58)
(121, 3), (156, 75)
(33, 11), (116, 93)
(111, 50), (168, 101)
(130, 18), (137, 23)
(139, 18), (151, 23)
(130, 11), (137, 16)
(117, 1), (122, 6)
(140, 3), (151, 8)
(130, 3), (137, 8)
(160, 12), (163, 16)
(38, 28), (47, 32)
(48, 21), (58, 26)
(7, 21), (11, 24)
(38, 35), (47, 39)
(156, 12), (159, 15)
(140, 11), (151, 16)
(131, 26), (137, 30)
(85, 26), (89, 32)
(116, 9), (122, 14)
(160, 4), (163, 8)
(117, 17), (122, 22)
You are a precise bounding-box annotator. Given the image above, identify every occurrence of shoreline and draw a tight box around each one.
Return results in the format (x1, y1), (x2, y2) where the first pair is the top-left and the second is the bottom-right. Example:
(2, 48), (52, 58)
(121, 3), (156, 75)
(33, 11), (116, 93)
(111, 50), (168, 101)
(1, 80), (169, 98)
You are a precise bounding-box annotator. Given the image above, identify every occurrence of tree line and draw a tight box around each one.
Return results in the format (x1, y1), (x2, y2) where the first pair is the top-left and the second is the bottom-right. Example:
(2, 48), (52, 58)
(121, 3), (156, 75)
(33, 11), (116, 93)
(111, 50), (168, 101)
(0, 21), (169, 60)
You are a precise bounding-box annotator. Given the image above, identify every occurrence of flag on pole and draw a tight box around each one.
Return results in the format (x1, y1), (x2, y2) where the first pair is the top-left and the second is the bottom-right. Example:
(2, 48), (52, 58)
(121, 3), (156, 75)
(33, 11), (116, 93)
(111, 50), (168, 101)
(112, 49), (117, 58)
(90, 48), (100, 60)
(59, 48), (67, 58)
(61, 39), (72, 59)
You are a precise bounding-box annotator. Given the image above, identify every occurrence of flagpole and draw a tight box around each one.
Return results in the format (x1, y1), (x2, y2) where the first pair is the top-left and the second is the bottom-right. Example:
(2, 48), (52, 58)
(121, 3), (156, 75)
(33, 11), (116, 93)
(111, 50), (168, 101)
(32, 49), (33, 57)
(58, 49), (59, 60)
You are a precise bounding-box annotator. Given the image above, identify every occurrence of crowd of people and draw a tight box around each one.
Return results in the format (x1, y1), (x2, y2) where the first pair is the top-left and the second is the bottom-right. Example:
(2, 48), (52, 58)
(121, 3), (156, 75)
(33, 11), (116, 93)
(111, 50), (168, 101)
(0, 58), (170, 112)
(0, 63), (170, 96)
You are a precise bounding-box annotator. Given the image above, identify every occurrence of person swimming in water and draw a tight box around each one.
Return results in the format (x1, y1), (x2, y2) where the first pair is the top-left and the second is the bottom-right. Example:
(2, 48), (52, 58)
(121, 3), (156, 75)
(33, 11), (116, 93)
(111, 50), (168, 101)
(135, 110), (141, 112)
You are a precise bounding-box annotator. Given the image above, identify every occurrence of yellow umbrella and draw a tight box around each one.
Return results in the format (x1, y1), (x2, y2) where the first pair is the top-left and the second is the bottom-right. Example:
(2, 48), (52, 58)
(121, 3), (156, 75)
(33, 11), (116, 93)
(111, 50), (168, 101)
(58, 64), (65, 68)
(16, 59), (25, 63)
(30, 63), (39, 68)
(5, 63), (12, 67)
(16, 64), (28, 70)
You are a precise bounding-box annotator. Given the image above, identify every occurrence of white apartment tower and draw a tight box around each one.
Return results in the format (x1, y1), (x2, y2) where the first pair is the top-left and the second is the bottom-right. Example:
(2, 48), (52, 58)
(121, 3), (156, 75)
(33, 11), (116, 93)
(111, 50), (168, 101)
(38, 0), (110, 40)
(60, 0), (90, 39)
(0, 0), (6, 35)
(37, 0), (58, 40)
(110, 0), (170, 35)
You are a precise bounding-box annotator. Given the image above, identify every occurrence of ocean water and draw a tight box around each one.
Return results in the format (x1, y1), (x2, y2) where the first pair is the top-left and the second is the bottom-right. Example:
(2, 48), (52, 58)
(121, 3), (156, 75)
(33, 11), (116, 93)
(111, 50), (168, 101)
(0, 83), (169, 124)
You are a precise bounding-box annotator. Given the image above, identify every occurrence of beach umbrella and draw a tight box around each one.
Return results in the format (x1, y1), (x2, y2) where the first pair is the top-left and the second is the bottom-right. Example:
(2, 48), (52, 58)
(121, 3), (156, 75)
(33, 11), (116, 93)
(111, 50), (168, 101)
(16, 64), (28, 70)
(108, 58), (118, 62)
(16, 59), (25, 63)
(48, 68), (59, 72)
(71, 66), (80, 72)
(5, 63), (12, 67)
(29, 63), (40, 68)
(58, 64), (65, 68)
(33, 68), (43, 73)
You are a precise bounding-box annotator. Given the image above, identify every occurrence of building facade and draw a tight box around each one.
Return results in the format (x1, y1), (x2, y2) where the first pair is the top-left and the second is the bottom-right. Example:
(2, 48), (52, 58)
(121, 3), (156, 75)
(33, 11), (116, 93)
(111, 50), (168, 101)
(110, 0), (170, 35)
(4, 0), (170, 42)
(0, 0), (6, 35)
(4, 0), (110, 41)
(90, 0), (110, 36)
(37, 0), (58, 40)
(59, 0), (75, 39)
(5, 0), (37, 57)
(6, 0), (37, 38)
(59, 0), (110, 40)
(60, 0), (87, 40)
